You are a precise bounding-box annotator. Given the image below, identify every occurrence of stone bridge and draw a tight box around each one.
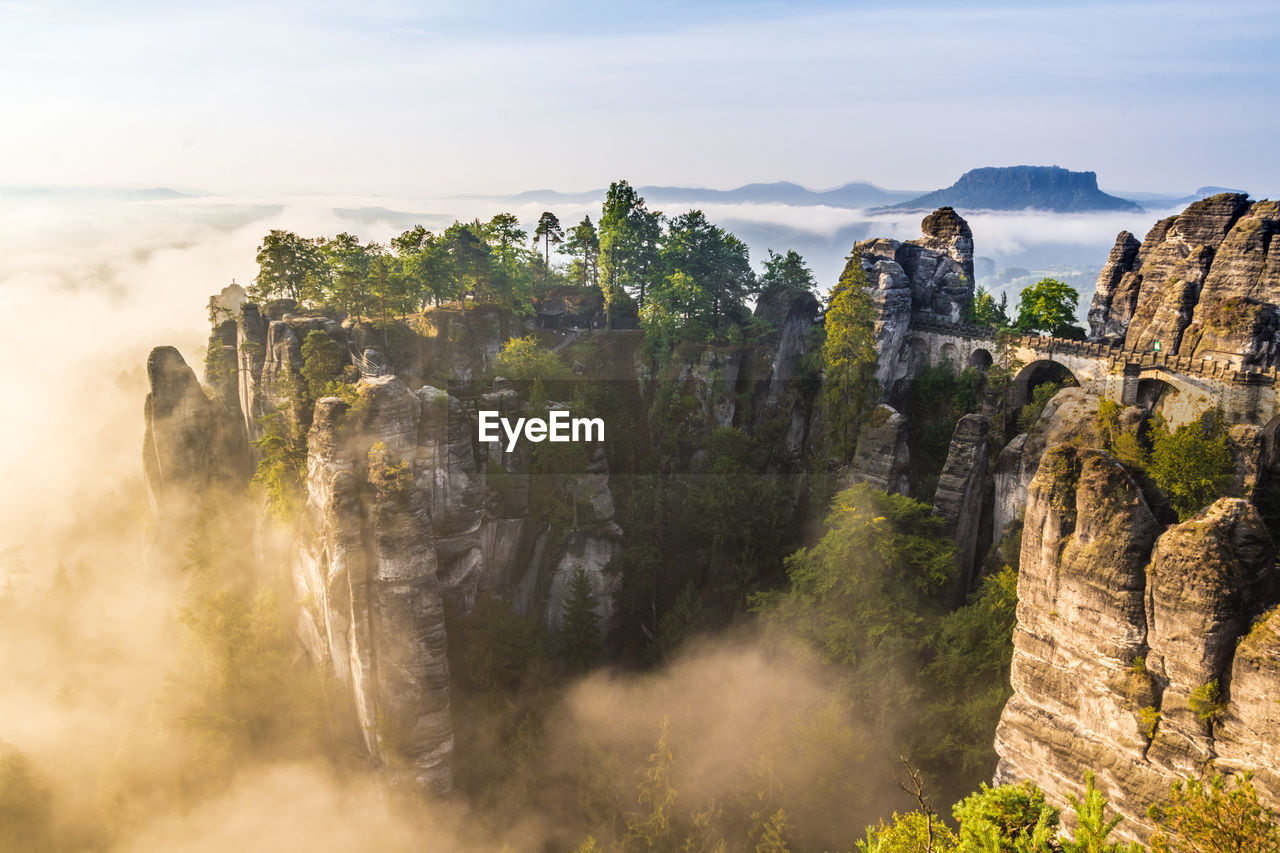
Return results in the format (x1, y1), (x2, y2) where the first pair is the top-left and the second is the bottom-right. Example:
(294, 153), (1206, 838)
(905, 320), (1280, 430)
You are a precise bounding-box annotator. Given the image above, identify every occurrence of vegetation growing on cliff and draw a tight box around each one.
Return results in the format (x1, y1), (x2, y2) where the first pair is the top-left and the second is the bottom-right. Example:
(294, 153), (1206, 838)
(1097, 402), (1237, 521)
(823, 253), (879, 459)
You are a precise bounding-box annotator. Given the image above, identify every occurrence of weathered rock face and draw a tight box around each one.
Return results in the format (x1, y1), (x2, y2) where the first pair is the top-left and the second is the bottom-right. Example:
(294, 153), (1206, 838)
(847, 405), (910, 495)
(859, 208), (976, 390)
(1088, 194), (1280, 368)
(143, 346), (249, 541)
(858, 207), (975, 330)
(933, 413), (990, 600)
(296, 376), (454, 792)
(1086, 231), (1142, 343)
(991, 387), (1102, 542)
(1216, 604), (1280, 802)
(994, 444), (1280, 843)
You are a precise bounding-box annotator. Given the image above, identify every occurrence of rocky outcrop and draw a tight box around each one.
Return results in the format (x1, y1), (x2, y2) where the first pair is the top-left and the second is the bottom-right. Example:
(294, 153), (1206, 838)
(994, 444), (1280, 843)
(933, 413), (990, 599)
(143, 346), (249, 543)
(751, 285), (822, 457)
(1088, 193), (1280, 368)
(848, 405), (910, 495)
(859, 208), (976, 388)
(296, 376), (453, 793)
(1216, 604), (1280, 802)
(1086, 231), (1142, 343)
(991, 388), (1101, 542)
(1143, 499), (1275, 778)
(858, 207), (975, 329)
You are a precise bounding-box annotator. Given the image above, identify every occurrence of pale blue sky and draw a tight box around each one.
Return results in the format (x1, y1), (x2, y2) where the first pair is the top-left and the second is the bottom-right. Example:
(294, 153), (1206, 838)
(2, 0), (1277, 197)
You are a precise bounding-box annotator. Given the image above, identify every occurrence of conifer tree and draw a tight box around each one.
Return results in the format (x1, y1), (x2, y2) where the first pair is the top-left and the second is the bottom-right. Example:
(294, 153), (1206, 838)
(561, 566), (601, 674)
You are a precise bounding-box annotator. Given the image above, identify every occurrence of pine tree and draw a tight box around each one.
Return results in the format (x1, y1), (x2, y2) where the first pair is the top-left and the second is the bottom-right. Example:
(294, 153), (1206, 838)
(561, 566), (602, 674)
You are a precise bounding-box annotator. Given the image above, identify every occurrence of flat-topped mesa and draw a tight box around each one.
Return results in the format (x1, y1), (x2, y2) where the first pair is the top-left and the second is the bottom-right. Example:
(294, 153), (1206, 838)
(1088, 193), (1280, 369)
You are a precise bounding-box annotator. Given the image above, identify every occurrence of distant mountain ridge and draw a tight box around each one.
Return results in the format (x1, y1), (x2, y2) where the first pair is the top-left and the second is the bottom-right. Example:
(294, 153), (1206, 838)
(504, 180), (919, 208)
(887, 166), (1143, 213)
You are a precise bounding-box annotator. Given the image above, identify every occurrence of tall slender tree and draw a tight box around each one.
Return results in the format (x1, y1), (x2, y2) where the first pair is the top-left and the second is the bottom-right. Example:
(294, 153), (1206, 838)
(533, 211), (564, 277)
(561, 215), (600, 289)
(598, 180), (661, 326)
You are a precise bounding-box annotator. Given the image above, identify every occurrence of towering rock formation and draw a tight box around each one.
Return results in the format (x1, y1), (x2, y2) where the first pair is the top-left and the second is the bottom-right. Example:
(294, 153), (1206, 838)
(297, 376), (454, 792)
(1086, 231), (1142, 344)
(995, 445), (1280, 842)
(933, 413), (991, 601)
(1088, 193), (1280, 368)
(147, 277), (825, 796)
(857, 207), (976, 387)
(848, 405), (911, 495)
(143, 346), (249, 547)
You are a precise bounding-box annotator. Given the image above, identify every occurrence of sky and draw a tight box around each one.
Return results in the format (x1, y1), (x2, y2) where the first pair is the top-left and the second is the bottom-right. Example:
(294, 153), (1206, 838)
(2, 0), (1278, 198)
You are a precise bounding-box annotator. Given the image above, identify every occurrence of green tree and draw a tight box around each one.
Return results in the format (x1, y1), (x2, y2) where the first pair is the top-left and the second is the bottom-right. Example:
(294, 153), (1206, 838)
(495, 334), (570, 381)
(251, 229), (324, 303)
(1187, 679), (1228, 729)
(755, 485), (955, 684)
(857, 810), (960, 853)
(1014, 278), (1079, 336)
(1061, 773), (1135, 853)
(322, 232), (374, 319)
(562, 215), (601, 290)
(659, 209), (756, 330)
(459, 595), (548, 694)
(393, 225), (457, 308)
(822, 253), (880, 459)
(759, 249), (816, 295)
(599, 180), (662, 325)
(1146, 412), (1235, 521)
(754, 809), (792, 853)
(366, 248), (411, 338)
(442, 221), (493, 300)
(560, 567), (602, 674)
(623, 717), (681, 852)
(534, 211), (565, 273)
(299, 329), (346, 400)
(484, 213), (534, 306)
(952, 781), (1059, 852)
(1149, 773), (1280, 853)
(965, 285), (1010, 328)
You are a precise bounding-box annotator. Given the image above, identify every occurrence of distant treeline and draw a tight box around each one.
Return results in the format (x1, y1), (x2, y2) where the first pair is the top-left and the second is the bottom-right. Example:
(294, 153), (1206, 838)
(249, 179), (818, 338)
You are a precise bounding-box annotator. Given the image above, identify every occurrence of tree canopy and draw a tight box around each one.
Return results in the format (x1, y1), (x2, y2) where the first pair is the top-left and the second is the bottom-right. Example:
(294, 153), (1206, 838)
(1014, 277), (1080, 336)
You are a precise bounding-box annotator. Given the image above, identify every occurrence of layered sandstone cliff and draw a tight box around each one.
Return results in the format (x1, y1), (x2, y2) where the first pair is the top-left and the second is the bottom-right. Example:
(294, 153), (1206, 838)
(994, 444), (1280, 842)
(1088, 193), (1280, 369)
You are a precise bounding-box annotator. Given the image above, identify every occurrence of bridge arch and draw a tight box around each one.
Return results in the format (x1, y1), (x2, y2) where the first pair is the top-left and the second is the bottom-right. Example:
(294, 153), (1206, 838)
(1134, 369), (1216, 428)
(1011, 359), (1081, 413)
(968, 348), (993, 370)
(1136, 376), (1179, 411)
(939, 342), (960, 366)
